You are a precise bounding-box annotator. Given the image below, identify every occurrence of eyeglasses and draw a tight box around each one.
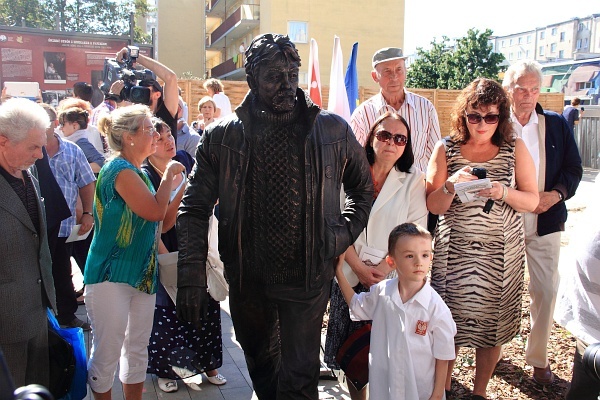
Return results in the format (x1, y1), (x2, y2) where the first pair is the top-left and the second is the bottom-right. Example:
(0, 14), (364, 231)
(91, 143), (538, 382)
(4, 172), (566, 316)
(465, 113), (500, 125)
(142, 126), (157, 136)
(375, 130), (408, 146)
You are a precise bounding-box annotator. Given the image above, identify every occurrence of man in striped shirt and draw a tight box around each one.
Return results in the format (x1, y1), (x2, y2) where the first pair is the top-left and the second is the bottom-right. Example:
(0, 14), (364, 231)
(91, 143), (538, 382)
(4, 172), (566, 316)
(350, 47), (441, 173)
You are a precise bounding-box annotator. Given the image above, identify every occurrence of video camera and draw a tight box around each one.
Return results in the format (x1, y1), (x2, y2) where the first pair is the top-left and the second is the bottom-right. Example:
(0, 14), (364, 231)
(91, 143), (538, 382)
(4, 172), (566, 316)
(101, 46), (156, 105)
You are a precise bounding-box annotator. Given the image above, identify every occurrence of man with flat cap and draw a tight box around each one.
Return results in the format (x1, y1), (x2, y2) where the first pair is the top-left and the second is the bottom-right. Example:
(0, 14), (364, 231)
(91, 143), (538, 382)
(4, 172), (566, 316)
(176, 33), (373, 399)
(351, 47), (441, 174)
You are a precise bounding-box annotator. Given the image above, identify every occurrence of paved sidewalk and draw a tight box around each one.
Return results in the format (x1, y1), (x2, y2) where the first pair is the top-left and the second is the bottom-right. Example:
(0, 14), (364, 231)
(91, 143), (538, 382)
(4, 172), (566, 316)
(73, 284), (350, 400)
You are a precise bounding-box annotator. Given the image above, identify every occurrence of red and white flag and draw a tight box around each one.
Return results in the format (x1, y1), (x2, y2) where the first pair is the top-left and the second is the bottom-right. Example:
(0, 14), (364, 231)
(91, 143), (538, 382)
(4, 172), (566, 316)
(327, 36), (351, 122)
(307, 38), (322, 107)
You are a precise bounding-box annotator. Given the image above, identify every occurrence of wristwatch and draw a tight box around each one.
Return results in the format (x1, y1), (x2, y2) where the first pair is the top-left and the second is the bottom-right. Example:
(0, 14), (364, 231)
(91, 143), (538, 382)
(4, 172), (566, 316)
(82, 211), (93, 217)
(555, 190), (564, 202)
(442, 181), (455, 196)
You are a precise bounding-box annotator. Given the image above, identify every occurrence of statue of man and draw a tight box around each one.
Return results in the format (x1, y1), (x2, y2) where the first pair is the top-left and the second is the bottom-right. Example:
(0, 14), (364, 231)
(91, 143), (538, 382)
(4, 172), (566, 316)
(176, 33), (373, 399)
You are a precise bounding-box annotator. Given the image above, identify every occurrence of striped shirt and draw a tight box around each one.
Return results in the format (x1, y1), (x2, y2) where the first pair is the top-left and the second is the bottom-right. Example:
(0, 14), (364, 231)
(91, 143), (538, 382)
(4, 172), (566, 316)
(350, 91), (441, 173)
(49, 135), (96, 237)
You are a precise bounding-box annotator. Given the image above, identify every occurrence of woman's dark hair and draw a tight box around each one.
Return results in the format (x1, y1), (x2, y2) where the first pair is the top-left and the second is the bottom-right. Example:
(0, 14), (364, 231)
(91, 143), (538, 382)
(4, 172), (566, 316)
(365, 111), (414, 173)
(152, 117), (169, 134)
(450, 78), (513, 146)
(58, 107), (89, 130)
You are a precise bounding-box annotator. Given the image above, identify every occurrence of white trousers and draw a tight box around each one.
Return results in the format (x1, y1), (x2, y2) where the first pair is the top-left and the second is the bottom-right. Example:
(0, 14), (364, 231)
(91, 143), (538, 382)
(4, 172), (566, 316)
(85, 281), (156, 393)
(523, 213), (561, 368)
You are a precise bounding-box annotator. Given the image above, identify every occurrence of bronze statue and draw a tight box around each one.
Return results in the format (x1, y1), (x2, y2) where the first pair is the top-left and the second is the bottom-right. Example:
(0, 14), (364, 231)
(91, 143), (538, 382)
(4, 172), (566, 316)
(176, 33), (373, 399)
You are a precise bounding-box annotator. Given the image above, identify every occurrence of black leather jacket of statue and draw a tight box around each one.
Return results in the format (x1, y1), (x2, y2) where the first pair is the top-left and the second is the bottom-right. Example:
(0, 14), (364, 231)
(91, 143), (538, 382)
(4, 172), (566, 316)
(176, 89), (373, 290)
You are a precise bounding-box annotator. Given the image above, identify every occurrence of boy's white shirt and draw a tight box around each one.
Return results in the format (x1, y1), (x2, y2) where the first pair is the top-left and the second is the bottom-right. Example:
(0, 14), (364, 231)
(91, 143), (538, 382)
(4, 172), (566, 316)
(349, 278), (457, 400)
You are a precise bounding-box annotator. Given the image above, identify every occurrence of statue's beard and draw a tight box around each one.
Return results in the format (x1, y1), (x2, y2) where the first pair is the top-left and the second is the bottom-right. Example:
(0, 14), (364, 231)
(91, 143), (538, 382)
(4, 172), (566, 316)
(267, 90), (296, 113)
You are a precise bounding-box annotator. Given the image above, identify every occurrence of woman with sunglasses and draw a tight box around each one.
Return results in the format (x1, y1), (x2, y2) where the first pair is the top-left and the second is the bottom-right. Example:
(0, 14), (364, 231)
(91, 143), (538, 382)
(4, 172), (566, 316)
(425, 78), (538, 400)
(324, 111), (427, 400)
(84, 105), (185, 400)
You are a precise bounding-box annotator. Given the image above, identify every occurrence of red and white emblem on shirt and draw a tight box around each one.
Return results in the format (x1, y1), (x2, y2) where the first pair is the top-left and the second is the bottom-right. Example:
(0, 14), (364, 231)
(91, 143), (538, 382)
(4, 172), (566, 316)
(415, 320), (428, 336)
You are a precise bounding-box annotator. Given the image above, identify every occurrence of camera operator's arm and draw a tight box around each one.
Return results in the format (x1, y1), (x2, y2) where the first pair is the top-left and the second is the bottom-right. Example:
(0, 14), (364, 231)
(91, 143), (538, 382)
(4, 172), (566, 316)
(117, 48), (179, 118)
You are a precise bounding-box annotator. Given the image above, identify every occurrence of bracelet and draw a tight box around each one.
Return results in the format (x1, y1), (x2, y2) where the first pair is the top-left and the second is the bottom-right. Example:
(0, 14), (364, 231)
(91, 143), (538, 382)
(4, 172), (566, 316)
(442, 181), (455, 196)
(82, 211), (93, 216)
(500, 185), (508, 201)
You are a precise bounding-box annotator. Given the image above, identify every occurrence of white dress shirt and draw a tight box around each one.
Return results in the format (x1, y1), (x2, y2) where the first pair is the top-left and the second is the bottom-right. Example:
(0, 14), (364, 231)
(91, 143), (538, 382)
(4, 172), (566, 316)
(511, 111), (540, 182)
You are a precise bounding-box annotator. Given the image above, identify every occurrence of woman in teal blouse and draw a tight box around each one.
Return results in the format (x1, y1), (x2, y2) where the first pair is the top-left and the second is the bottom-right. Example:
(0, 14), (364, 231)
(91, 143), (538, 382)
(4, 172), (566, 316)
(84, 104), (184, 400)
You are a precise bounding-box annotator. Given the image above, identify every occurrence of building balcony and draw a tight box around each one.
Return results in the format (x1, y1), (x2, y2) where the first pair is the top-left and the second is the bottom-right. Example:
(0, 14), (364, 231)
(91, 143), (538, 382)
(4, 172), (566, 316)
(210, 54), (246, 80)
(206, 0), (226, 19)
(207, 4), (259, 49)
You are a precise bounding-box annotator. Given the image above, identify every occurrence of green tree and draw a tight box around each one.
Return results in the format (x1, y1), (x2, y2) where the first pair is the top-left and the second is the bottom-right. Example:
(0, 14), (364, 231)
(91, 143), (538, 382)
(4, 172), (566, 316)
(0, 0), (54, 29)
(407, 28), (506, 90)
(0, 0), (154, 42)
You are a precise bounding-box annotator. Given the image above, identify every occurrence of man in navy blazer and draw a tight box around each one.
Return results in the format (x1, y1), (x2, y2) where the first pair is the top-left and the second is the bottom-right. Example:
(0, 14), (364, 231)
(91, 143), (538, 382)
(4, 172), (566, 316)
(0, 98), (56, 388)
(503, 60), (583, 386)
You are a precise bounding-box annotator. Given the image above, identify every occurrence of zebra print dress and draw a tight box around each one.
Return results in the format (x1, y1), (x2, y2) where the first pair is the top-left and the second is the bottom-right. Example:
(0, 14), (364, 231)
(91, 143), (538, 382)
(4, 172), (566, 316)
(432, 138), (525, 348)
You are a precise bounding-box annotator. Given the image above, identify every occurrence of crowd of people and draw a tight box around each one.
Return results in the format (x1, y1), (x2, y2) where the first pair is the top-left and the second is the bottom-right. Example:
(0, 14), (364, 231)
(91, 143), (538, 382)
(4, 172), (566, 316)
(0, 31), (594, 400)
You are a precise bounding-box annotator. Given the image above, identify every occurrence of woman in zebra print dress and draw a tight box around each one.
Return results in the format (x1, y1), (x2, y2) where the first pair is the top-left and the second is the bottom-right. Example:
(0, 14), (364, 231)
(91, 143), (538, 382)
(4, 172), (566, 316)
(425, 78), (539, 400)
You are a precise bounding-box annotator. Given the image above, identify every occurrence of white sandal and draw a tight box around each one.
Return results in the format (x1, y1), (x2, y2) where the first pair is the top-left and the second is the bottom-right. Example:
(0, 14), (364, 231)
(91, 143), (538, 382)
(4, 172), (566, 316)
(205, 373), (227, 385)
(157, 378), (178, 393)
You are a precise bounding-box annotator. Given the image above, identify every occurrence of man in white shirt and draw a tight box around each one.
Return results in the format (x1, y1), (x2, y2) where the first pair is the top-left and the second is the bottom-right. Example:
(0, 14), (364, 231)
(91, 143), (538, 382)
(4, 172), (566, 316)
(350, 47), (441, 174)
(503, 60), (583, 386)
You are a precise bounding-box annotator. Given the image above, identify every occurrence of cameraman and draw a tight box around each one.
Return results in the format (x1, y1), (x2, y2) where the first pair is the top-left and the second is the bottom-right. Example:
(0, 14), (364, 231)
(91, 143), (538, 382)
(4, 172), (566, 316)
(114, 47), (179, 138)
(555, 176), (600, 400)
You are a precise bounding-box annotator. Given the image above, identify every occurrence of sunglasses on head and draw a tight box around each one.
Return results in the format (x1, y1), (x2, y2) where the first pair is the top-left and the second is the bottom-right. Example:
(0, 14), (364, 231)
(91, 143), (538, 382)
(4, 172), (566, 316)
(374, 130), (408, 146)
(465, 113), (500, 125)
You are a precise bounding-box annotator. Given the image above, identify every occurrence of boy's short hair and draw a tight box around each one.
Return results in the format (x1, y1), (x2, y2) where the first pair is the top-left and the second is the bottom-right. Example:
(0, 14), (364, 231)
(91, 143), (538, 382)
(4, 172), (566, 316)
(388, 223), (432, 254)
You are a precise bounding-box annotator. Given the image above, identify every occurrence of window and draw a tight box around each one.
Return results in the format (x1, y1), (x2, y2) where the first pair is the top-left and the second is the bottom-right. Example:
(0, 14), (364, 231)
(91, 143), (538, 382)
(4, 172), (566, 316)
(526, 35), (532, 44)
(540, 31), (545, 40)
(517, 51), (522, 59)
(577, 82), (592, 90)
(577, 39), (582, 49)
(501, 40), (505, 48)
(539, 46), (545, 56)
(509, 38), (513, 46)
(578, 22), (584, 31)
(551, 43), (557, 53)
(559, 50), (564, 58)
(551, 27), (557, 36)
(287, 21), (308, 43)
(518, 37), (523, 44)
(584, 38), (589, 48)
(509, 52), (513, 60)
(526, 50), (531, 59)
(560, 32), (565, 42)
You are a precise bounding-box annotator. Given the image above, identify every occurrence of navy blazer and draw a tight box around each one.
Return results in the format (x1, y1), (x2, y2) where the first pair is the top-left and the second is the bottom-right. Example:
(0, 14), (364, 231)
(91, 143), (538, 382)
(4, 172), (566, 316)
(535, 104), (583, 236)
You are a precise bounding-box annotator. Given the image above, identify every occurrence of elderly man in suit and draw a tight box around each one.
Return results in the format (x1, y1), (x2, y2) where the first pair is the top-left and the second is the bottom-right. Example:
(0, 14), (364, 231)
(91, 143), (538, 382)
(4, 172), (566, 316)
(0, 98), (56, 388)
(503, 60), (583, 385)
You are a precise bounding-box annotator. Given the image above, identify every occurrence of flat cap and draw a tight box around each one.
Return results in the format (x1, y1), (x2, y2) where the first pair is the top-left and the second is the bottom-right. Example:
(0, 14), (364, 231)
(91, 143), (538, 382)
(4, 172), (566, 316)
(372, 47), (407, 67)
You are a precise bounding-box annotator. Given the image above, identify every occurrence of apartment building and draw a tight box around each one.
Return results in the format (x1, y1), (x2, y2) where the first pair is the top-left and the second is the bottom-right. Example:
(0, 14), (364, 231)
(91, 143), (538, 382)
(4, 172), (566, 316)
(204, 0), (405, 89)
(492, 14), (600, 64)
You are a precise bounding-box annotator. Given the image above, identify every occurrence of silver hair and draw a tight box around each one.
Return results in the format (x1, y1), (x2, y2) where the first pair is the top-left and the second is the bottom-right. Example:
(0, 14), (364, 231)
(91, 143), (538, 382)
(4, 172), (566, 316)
(0, 98), (50, 142)
(502, 60), (543, 90)
(97, 104), (152, 154)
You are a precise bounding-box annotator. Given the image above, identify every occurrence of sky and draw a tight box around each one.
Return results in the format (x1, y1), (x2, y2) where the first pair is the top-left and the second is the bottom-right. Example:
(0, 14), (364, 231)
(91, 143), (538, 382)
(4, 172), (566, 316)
(403, 1), (600, 55)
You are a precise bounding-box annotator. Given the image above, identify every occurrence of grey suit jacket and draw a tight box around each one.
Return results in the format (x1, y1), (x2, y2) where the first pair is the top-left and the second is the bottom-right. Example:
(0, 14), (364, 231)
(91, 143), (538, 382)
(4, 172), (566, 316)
(0, 168), (56, 344)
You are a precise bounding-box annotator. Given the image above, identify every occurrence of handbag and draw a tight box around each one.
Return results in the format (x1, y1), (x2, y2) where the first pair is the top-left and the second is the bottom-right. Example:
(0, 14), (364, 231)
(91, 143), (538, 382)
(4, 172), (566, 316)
(206, 212), (228, 301)
(158, 213), (228, 303)
(335, 323), (372, 391)
(47, 309), (87, 400)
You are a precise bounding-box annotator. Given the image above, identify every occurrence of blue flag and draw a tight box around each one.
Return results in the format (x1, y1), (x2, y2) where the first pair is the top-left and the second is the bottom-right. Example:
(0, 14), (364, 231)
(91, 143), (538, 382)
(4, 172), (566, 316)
(345, 42), (359, 114)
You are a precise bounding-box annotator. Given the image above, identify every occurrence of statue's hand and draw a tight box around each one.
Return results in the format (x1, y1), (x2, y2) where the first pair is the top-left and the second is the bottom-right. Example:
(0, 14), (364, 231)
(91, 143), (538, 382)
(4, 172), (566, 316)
(176, 286), (209, 327)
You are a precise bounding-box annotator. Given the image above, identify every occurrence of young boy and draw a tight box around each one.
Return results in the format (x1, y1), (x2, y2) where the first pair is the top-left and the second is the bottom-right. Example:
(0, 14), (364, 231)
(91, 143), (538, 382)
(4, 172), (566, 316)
(336, 223), (456, 400)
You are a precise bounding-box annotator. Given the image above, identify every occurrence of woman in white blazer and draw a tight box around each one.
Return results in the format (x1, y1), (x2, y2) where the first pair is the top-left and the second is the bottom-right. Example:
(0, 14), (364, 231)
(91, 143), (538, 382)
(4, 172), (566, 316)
(324, 111), (427, 400)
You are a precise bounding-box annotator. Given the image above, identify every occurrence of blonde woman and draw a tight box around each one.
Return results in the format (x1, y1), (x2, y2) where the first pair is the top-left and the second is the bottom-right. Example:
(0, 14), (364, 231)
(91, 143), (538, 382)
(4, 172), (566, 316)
(84, 104), (184, 400)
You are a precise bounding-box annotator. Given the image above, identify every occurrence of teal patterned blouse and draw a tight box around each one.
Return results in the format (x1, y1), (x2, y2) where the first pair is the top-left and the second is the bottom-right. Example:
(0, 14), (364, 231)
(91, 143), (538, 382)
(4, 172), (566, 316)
(84, 157), (159, 294)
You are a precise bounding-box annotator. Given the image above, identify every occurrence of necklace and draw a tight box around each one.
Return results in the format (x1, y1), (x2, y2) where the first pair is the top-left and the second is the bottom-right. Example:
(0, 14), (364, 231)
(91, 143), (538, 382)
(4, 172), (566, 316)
(147, 158), (165, 176)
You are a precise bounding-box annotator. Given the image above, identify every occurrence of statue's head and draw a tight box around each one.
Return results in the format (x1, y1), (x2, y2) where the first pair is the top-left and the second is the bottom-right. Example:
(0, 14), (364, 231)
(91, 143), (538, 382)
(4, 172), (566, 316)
(245, 33), (301, 113)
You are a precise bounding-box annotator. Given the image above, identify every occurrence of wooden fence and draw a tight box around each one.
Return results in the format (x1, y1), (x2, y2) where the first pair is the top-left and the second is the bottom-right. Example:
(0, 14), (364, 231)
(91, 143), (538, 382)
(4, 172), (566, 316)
(178, 80), (564, 137)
